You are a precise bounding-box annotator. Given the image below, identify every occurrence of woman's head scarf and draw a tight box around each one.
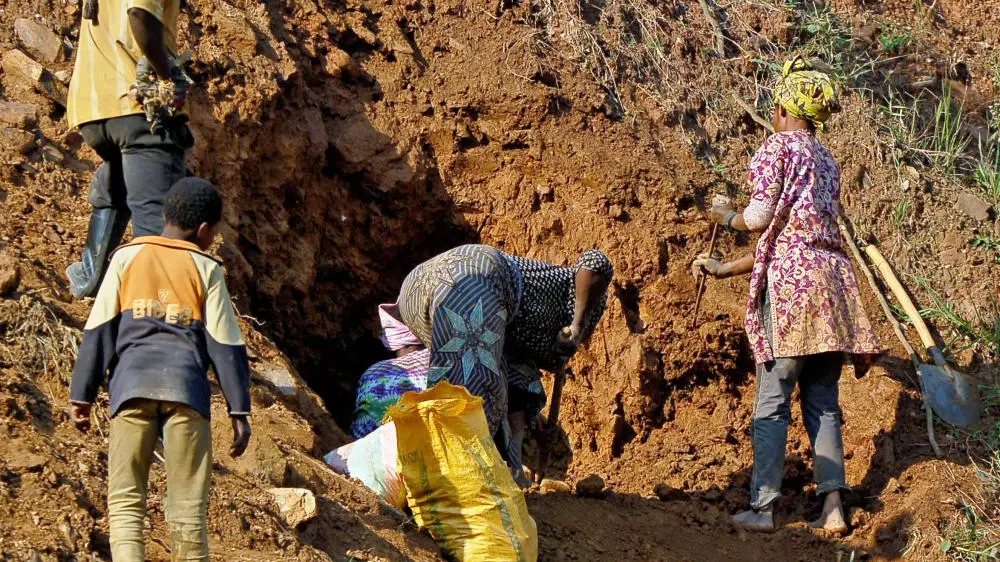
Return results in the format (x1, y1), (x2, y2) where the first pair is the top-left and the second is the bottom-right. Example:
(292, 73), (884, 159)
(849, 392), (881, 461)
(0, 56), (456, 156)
(773, 56), (841, 131)
(378, 303), (422, 351)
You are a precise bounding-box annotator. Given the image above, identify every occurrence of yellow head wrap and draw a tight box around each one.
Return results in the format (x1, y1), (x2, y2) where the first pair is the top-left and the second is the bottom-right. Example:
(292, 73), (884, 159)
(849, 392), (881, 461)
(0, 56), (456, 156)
(773, 56), (841, 131)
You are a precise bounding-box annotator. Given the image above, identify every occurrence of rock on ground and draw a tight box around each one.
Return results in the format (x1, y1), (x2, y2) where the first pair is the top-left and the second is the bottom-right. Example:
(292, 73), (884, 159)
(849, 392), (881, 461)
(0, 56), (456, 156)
(268, 487), (317, 528)
(653, 483), (689, 502)
(0, 128), (36, 155)
(539, 478), (571, 494)
(14, 19), (64, 63)
(0, 101), (40, 129)
(231, 434), (288, 485)
(1, 49), (68, 105)
(575, 474), (607, 498)
(0, 254), (21, 297)
(956, 193), (992, 222)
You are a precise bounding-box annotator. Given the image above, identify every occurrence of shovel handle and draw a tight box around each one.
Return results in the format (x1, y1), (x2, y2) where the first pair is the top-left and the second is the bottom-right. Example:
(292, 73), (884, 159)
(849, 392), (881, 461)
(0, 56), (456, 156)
(692, 223), (720, 328)
(546, 365), (567, 428)
(864, 245), (937, 351)
(534, 363), (568, 484)
(837, 218), (920, 367)
(844, 224), (942, 456)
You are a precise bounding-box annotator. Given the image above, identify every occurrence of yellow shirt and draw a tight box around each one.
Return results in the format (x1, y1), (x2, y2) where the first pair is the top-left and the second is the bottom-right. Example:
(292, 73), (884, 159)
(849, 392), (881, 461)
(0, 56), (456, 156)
(66, 0), (180, 128)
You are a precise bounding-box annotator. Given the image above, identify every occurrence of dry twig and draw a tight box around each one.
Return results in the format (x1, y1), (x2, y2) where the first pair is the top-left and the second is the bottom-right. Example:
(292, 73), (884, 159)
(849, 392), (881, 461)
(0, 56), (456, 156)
(697, 0), (727, 57)
(732, 94), (775, 133)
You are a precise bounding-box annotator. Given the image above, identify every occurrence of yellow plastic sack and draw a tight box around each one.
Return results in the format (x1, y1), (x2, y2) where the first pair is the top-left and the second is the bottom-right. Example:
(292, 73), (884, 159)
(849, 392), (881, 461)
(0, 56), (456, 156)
(387, 382), (538, 562)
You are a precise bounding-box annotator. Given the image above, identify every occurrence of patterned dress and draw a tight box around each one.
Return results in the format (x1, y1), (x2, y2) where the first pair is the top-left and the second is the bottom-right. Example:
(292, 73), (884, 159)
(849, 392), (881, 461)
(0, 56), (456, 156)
(351, 349), (430, 439)
(742, 130), (880, 364)
(395, 244), (613, 463)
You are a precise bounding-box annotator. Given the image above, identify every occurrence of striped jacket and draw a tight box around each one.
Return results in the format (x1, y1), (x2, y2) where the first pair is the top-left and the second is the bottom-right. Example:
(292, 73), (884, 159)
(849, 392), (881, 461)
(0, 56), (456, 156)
(70, 236), (251, 418)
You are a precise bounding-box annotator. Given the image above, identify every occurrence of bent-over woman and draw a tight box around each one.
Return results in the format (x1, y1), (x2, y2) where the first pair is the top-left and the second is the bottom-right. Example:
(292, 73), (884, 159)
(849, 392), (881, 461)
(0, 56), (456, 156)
(384, 244), (613, 483)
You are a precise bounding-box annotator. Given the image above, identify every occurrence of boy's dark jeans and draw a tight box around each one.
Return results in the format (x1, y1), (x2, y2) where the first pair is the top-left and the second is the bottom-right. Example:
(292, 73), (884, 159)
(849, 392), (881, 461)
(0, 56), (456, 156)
(79, 114), (192, 236)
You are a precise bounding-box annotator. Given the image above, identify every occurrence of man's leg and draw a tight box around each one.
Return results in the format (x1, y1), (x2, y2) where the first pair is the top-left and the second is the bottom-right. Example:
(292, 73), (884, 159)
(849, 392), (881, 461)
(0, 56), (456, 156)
(161, 402), (212, 562)
(111, 115), (188, 237)
(733, 356), (805, 531)
(800, 353), (849, 533)
(66, 121), (131, 299)
(108, 400), (160, 562)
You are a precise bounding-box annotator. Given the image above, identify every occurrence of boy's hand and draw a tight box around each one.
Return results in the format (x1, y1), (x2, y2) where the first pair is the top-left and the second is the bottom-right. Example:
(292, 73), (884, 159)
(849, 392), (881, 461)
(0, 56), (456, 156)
(230, 416), (251, 458)
(70, 403), (92, 431)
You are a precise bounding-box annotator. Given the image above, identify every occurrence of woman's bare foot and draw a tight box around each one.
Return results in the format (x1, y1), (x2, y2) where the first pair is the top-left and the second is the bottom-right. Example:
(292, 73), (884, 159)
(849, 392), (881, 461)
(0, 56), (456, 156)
(808, 491), (848, 535)
(732, 508), (774, 532)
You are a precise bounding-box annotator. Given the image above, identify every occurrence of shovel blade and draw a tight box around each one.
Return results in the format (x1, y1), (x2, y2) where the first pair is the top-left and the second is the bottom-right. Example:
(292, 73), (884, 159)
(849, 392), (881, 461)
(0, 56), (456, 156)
(919, 364), (981, 427)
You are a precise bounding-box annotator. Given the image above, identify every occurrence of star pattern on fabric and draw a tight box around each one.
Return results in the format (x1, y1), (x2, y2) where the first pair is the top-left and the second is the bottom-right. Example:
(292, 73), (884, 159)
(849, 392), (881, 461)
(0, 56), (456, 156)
(437, 299), (504, 381)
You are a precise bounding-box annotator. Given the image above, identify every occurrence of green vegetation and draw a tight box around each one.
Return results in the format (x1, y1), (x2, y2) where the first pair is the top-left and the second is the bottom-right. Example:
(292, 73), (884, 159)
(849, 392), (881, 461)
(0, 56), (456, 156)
(972, 235), (1000, 264)
(878, 22), (915, 55)
(915, 277), (1000, 357)
(940, 400), (999, 561)
(975, 138), (1000, 205)
(941, 505), (1000, 561)
(785, 1), (872, 86)
(891, 198), (912, 229)
(927, 85), (970, 175)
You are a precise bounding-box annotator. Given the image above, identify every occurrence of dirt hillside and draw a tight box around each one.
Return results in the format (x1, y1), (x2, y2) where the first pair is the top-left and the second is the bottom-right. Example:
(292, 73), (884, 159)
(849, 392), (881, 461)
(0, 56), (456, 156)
(0, 0), (998, 560)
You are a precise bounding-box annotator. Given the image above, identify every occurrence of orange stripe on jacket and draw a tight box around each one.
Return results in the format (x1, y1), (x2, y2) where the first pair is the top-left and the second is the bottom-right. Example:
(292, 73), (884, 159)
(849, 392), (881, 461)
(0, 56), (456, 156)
(118, 236), (207, 322)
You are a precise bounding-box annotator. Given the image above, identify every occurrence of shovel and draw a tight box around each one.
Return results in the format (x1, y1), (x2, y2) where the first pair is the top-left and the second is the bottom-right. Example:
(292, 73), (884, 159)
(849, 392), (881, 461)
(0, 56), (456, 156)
(864, 245), (981, 427)
(839, 217), (940, 456)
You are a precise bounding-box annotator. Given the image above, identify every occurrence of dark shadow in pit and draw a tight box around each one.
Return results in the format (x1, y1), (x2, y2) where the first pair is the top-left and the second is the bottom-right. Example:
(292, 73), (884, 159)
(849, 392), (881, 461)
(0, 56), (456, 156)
(184, 0), (479, 431)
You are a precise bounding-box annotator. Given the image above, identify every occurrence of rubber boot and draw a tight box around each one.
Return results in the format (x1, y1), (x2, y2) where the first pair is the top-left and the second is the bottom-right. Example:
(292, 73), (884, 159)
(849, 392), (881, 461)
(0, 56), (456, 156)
(66, 208), (129, 299)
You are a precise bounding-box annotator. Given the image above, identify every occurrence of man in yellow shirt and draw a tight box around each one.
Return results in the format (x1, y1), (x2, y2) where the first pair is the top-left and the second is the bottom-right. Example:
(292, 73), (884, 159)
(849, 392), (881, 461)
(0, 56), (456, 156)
(66, 0), (193, 299)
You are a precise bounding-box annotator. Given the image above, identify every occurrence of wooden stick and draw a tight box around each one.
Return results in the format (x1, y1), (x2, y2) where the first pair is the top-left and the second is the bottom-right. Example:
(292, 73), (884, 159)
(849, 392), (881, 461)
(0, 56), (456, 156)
(864, 245), (936, 351)
(691, 222), (719, 329)
(535, 363), (568, 484)
(732, 94), (775, 133)
(697, 0), (727, 57)
(838, 215), (941, 457)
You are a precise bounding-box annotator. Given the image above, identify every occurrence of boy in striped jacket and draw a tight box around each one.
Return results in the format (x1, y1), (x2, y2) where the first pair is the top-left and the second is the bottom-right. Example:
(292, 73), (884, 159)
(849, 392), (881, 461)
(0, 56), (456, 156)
(69, 177), (251, 561)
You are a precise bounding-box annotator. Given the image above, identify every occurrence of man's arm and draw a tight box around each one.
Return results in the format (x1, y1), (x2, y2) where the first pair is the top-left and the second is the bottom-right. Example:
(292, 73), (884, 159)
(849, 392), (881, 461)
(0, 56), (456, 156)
(202, 263), (252, 457)
(128, 7), (172, 78)
(69, 254), (125, 428)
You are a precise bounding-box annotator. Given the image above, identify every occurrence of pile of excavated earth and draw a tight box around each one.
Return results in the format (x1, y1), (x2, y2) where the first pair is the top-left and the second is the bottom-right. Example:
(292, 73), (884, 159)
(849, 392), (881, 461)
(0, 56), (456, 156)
(0, 0), (997, 560)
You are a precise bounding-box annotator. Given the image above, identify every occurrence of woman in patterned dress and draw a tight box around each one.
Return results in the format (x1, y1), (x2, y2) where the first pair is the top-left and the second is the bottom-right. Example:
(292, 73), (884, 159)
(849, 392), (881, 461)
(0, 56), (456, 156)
(385, 244), (613, 484)
(693, 57), (880, 533)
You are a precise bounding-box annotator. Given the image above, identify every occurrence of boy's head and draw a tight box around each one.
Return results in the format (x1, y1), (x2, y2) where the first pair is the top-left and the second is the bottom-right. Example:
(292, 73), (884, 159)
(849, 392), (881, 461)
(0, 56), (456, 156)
(163, 177), (223, 250)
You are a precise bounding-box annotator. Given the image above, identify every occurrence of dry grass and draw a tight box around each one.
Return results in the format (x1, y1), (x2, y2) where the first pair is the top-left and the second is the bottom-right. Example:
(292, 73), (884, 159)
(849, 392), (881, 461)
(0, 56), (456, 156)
(0, 295), (80, 381)
(526, 0), (686, 117)
(938, 383), (1000, 561)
